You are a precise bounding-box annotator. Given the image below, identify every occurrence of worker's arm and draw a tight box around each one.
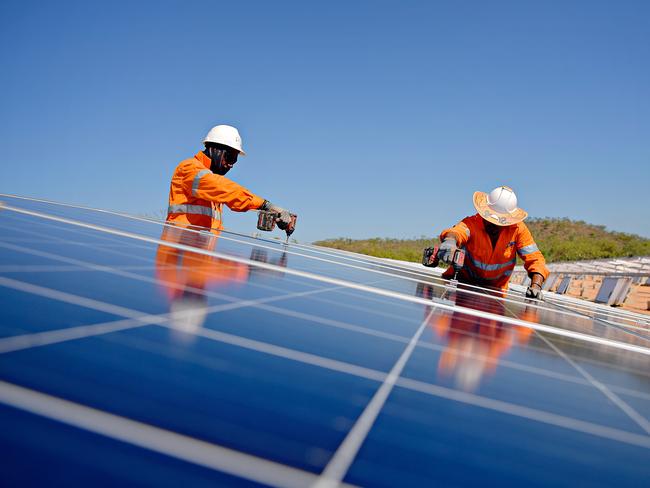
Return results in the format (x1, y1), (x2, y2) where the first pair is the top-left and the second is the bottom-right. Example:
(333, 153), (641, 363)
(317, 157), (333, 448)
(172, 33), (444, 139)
(516, 224), (549, 280)
(185, 166), (265, 212)
(439, 219), (471, 248)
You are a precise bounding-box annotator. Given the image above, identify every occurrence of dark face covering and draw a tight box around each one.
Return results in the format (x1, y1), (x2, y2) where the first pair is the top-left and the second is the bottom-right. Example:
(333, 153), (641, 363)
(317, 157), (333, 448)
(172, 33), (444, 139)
(204, 145), (239, 175)
(483, 219), (503, 247)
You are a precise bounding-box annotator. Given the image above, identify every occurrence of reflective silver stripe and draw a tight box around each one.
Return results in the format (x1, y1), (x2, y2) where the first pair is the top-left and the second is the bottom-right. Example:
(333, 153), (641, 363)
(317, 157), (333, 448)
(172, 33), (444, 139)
(167, 204), (216, 218)
(461, 223), (470, 237)
(192, 169), (212, 197)
(518, 244), (540, 256)
(464, 266), (512, 281)
(465, 250), (516, 271)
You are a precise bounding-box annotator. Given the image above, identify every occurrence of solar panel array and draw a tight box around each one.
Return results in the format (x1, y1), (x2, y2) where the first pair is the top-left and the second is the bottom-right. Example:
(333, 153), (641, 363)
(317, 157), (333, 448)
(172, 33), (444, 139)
(1, 194), (650, 486)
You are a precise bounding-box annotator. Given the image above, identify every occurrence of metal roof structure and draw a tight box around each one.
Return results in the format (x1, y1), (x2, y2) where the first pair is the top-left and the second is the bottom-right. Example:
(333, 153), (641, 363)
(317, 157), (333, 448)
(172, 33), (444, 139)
(1, 194), (650, 486)
(516, 256), (650, 277)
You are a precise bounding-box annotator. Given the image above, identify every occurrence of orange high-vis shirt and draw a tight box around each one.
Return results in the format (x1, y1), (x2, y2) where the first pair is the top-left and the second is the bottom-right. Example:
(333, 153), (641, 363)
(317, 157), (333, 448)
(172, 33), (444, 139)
(166, 151), (265, 231)
(439, 214), (549, 290)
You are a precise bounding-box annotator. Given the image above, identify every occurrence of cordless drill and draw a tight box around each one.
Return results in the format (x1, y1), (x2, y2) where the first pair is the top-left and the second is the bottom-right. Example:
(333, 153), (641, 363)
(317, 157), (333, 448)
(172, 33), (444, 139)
(257, 211), (298, 242)
(422, 245), (466, 288)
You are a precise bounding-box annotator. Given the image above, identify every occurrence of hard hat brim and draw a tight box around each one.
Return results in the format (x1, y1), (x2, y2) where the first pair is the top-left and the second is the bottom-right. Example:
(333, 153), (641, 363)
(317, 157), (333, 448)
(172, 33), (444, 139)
(473, 191), (528, 226)
(202, 139), (246, 156)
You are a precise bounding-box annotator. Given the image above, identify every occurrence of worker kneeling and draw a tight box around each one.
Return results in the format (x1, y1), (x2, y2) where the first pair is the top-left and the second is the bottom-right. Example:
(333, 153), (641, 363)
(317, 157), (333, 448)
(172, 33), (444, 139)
(166, 124), (293, 233)
(436, 186), (549, 299)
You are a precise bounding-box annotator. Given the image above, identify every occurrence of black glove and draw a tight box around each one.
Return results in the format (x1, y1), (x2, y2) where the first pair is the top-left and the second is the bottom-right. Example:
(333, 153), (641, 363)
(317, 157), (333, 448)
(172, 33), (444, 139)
(438, 238), (457, 264)
(526, 273), (544, 299)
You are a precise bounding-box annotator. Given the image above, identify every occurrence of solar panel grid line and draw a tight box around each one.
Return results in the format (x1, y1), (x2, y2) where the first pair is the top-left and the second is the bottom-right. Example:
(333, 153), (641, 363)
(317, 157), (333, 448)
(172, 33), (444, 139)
(0, 239), (429, 354)
(415, 338), (650, 401)
(161, 323), (388, 382)
(0, 265), (162, 273)
(4, 195), (650, 482)
(313, 311), (432, 487)
(0, 222), (467, 318)
(0, 210), (636, 340)
(501, 302), (650, 435)
(0, 276), (149, 320)
(0, 279), (357, 355)
(413, 305), (650, 383)
(1, 208), (433, 306)
(543, 294), (650, 326)
(0, 239), (427, 356)
(0, 381), (331, 488)
(296, 242), (519, 298)
(5, 193), (444, 290)
(549, 301), (650, 332)
(0, 194), (442, 283)
(3, 203), (650, 358)
(545, 300), (650, 341)
(0, 317), (156, 355)
(0, 238), (349, 306)
(297, 242), (535, 300)
(22, 234), (640, 392)
(540, 290), (649, 319)
(2, 195), (559, 310)
(394, 376), (650, 449)
(522, 281), (650, 321)
(8, 276), (647, 411)
(5, 212), (648, 368)
(5, 220), (648, 386)
(3, 247), (646, 415)
(147, 314), (650, 450)
(5, 201), (648, 334)
(55, 228), (650, 330)
(509, 291), (650, 345)
(534, 333), (650, 435)
(509, 282), (650, 327)
(3, 281), (650, 455)
(4, 194), (649, 327)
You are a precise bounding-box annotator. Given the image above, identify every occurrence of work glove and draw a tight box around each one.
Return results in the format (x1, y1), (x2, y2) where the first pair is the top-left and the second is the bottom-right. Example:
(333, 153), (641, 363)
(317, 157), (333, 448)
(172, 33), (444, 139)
(526, 273), (544, 300)
(261, 201), (293, 227)
(437, 238), (457, 264)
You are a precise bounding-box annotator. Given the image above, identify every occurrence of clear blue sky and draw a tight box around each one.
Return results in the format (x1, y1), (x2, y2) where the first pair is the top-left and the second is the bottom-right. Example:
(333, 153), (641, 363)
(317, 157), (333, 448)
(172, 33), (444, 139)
(1, 0), (648, 242)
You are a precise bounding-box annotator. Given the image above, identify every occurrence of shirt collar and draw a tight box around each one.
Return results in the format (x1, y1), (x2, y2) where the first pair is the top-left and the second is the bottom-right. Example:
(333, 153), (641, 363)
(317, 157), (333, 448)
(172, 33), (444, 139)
(195, 151), (212, 169)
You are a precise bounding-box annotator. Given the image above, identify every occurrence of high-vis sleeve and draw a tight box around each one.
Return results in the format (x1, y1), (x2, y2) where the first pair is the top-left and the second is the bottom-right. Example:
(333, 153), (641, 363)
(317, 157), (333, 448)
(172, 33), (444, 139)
(516, 223), (549, 279)
(184, 166), (265, 212)
(439, 219), (471, 247)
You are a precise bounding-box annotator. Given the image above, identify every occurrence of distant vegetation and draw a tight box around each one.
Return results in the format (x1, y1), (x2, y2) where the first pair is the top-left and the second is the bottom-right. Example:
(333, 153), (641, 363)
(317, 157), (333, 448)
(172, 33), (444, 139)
(314, 218), (650, 263)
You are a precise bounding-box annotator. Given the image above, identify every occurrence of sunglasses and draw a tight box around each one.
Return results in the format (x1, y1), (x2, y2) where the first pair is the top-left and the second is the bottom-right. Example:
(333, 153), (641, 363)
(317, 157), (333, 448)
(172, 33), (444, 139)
(223, 149), (238, 164)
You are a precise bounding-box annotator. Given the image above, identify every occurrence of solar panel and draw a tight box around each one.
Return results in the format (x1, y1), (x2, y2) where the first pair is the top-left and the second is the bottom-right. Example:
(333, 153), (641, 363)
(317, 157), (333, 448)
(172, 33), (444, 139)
(595, 278), (620, 305)
(1, 194), (650, 486)
(556, 276), (572, 295)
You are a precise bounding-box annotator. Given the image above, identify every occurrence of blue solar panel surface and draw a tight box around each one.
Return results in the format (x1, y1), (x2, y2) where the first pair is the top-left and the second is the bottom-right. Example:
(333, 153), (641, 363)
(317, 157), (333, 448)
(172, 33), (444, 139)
(1, 194), (650, 487)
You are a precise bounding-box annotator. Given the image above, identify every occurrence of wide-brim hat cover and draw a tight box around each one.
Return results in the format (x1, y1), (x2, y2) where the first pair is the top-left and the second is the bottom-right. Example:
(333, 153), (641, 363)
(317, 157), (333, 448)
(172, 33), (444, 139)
(473, 186), (528, 226)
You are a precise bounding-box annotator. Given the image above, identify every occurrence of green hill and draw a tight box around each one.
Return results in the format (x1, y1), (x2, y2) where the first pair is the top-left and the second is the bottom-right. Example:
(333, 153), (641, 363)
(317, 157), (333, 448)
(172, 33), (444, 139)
(314, 218), (650, 263)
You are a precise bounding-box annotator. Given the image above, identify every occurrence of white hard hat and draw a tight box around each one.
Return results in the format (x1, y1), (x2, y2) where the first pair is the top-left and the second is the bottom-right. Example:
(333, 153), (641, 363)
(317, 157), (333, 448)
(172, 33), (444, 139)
(203, 125), (246, 156)
(487, 186), (518, 214)
(473, 186), (528, 226)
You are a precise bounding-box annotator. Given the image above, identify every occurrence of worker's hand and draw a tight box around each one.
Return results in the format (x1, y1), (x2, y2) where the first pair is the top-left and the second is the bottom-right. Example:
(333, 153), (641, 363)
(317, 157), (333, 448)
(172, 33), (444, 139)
(437, 238), (457, 264)
(526, 273), (544, 300)
(261, 201), (292, 227)
(275, 209), (293, 229)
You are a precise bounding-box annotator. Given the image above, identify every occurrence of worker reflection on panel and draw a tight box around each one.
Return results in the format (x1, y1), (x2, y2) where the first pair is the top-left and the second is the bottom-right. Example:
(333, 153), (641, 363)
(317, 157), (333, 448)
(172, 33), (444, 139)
(436, 186), (550, 299)
(416, 283), (539, 391)
(155, 225), (248, 341)
(248, 247), (289, 279)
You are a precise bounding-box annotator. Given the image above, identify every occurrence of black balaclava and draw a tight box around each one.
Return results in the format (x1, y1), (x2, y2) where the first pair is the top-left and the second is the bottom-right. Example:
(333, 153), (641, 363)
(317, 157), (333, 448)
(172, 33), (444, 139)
(204, 143), (238, 175)
(483, 219), (503, 247)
